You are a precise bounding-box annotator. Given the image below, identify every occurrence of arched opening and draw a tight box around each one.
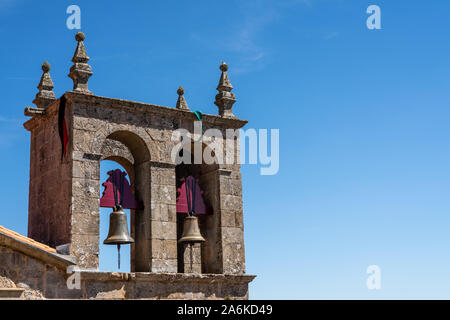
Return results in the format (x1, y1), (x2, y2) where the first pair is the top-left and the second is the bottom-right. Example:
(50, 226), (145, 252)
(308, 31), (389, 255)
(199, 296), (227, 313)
(99, 160), (133, 272)
(97, 131), (151, 272)
(175, 142), (220, 273)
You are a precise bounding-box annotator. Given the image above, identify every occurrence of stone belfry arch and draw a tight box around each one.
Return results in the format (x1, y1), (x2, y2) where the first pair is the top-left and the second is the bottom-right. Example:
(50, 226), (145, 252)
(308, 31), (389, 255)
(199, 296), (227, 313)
(22, 32), (254, 298)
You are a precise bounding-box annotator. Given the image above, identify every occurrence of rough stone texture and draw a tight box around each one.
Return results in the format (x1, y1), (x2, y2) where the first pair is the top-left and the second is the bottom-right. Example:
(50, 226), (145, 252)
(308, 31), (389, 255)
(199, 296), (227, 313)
(201, 171), (223, 274)
(92, 285), (126, 300)
(0, 275), (15, 288)
(25, 99), (73, 251)
(32, 61), (56, 108)
(181, 243), (202, 274)
(23, 88), (253, 298)
(68, 32), (93, 94)
(17, 282), (45, 300)
(148, 165), (177, 273)
(80, 271), (254, 300)
(101, 139), (135, 182)
(0, 246), (78, 299)
(176, 86), (189, 110)
(214, 62), (236, 118)
(0, 245), (254, 299)
(219, 170), (246, 274)
(0, 244), (256, 300)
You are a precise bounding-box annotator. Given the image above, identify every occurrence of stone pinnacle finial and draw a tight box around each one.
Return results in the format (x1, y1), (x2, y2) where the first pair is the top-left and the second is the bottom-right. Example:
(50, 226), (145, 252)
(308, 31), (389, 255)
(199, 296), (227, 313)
(68, 31), (93, 94)
(176, 86), (190, 110)
(214, 61), (236, 117)
(75, 31), (85, 42)
(32, 61), (56, 108)
(220, 61), (228, 72)
(42, 61), (50, 72)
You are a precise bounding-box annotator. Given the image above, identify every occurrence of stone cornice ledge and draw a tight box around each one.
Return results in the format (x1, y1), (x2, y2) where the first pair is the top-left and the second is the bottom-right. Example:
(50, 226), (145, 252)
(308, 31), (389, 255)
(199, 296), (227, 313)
(23, 98), (61, 131)
(79, 271), (256, 284)
(65, 91), (248, 129)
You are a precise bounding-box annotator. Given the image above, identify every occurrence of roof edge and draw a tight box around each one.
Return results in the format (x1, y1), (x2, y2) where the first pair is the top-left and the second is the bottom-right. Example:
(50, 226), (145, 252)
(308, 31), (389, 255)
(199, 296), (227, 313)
(0, 232), (75, 270)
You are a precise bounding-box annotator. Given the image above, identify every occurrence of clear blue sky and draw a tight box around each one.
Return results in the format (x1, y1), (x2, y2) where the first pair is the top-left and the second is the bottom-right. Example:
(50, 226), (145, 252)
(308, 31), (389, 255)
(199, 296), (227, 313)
(1, 0), (450, 299)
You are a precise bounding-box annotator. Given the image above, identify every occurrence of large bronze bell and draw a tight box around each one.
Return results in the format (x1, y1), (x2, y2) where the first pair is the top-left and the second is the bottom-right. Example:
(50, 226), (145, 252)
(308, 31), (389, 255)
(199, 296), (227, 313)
(104, 206), (134, 245)
(179, 215), (205, 243)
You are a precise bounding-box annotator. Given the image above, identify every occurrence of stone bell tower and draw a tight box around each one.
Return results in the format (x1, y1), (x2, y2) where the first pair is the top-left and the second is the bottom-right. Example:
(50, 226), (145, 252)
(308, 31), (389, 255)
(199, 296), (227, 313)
(22, 32), (254, 299)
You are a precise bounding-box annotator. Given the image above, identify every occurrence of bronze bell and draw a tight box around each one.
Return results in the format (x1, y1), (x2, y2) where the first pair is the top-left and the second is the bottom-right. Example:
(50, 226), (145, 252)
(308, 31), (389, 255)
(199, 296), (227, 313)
(104, 206), (134, 245)
(179, 215), (205, 243)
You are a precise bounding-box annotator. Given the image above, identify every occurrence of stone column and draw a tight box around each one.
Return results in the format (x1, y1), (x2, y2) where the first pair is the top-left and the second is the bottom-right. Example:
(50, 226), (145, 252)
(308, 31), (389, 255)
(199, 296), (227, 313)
(71, 151), (101, 269)
(199, 169), (223, 274)
(133, 160), (151, 272)
(25, 101), (73, 253)
(149, 162), (178, 273)
(218, 168), (246, 274)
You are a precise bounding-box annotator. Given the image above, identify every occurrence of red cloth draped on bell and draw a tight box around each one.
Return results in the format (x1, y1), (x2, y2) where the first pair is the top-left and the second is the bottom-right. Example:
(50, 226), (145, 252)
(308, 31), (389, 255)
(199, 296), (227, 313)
(176, 176), (212, 215)
(100, 169), (140, 209)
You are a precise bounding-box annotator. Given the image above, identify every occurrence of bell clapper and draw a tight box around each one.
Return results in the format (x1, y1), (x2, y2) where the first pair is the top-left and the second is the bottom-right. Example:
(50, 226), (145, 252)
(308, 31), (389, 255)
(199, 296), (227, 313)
(117, 244), (121, 269)
(103, 205), (134, 270)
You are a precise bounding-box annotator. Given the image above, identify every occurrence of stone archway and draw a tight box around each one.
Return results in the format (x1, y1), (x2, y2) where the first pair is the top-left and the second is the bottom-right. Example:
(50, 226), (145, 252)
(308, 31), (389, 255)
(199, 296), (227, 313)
(99, 139), (135, 271)
(71, 129), (151, 270)
(101, 139), (135, 183)
(100, 131), (151, 272)
(174, 142), (223, 274)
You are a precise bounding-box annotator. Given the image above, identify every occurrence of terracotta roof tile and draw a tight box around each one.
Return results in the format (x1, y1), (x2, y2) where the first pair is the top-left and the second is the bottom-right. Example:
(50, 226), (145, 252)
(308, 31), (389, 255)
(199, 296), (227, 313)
(0, 225), (56, 253)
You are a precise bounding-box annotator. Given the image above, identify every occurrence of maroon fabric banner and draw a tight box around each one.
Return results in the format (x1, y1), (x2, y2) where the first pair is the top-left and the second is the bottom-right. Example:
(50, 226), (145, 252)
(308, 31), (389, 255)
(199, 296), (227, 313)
(176, 176), (211, 215)
(100, 169), (140, 209)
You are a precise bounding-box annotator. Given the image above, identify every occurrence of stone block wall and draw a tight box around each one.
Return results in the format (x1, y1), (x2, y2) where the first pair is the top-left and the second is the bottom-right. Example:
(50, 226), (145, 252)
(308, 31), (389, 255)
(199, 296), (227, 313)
(71, 149), (101, 269)
(26, 101), (73, 249)
(198, 169), (223, 274)
(24, 92), (249, 278)
(21, 36), (254, 297)
(0, 245), (254, 299)
(149, 163), (178, 273)
(180, 243), (202, 274)
(0, 246), (82, 299)
(218, 168), (246, 274)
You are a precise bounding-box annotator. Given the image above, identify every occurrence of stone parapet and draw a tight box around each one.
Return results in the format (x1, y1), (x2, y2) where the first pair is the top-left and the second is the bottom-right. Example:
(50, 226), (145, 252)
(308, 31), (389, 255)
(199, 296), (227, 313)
(79, 271), (255, 300)
(64, 91), (248, 128)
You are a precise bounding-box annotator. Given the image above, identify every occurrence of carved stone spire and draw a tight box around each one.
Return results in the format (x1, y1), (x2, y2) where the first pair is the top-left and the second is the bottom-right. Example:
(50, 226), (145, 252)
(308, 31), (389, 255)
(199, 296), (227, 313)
(32, 61), (55, 108)
(176, 86), (189, 110)
(68, 31), (93, 94)
(214, 61), (236, 117)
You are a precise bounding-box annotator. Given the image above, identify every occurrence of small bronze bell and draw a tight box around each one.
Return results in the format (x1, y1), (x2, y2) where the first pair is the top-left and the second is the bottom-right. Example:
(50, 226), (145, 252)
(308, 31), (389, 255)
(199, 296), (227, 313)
(104, 206), (134, 269)
(104, 206), (134, 245)
(179, 215), (205, 243)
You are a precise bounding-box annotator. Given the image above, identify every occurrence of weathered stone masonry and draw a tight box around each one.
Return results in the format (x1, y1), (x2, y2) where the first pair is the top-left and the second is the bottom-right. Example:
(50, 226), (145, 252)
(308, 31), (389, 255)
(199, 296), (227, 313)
(25, 92), (249, 274)
(0, 229), (253, 299)
(13, 31), (255, 299)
